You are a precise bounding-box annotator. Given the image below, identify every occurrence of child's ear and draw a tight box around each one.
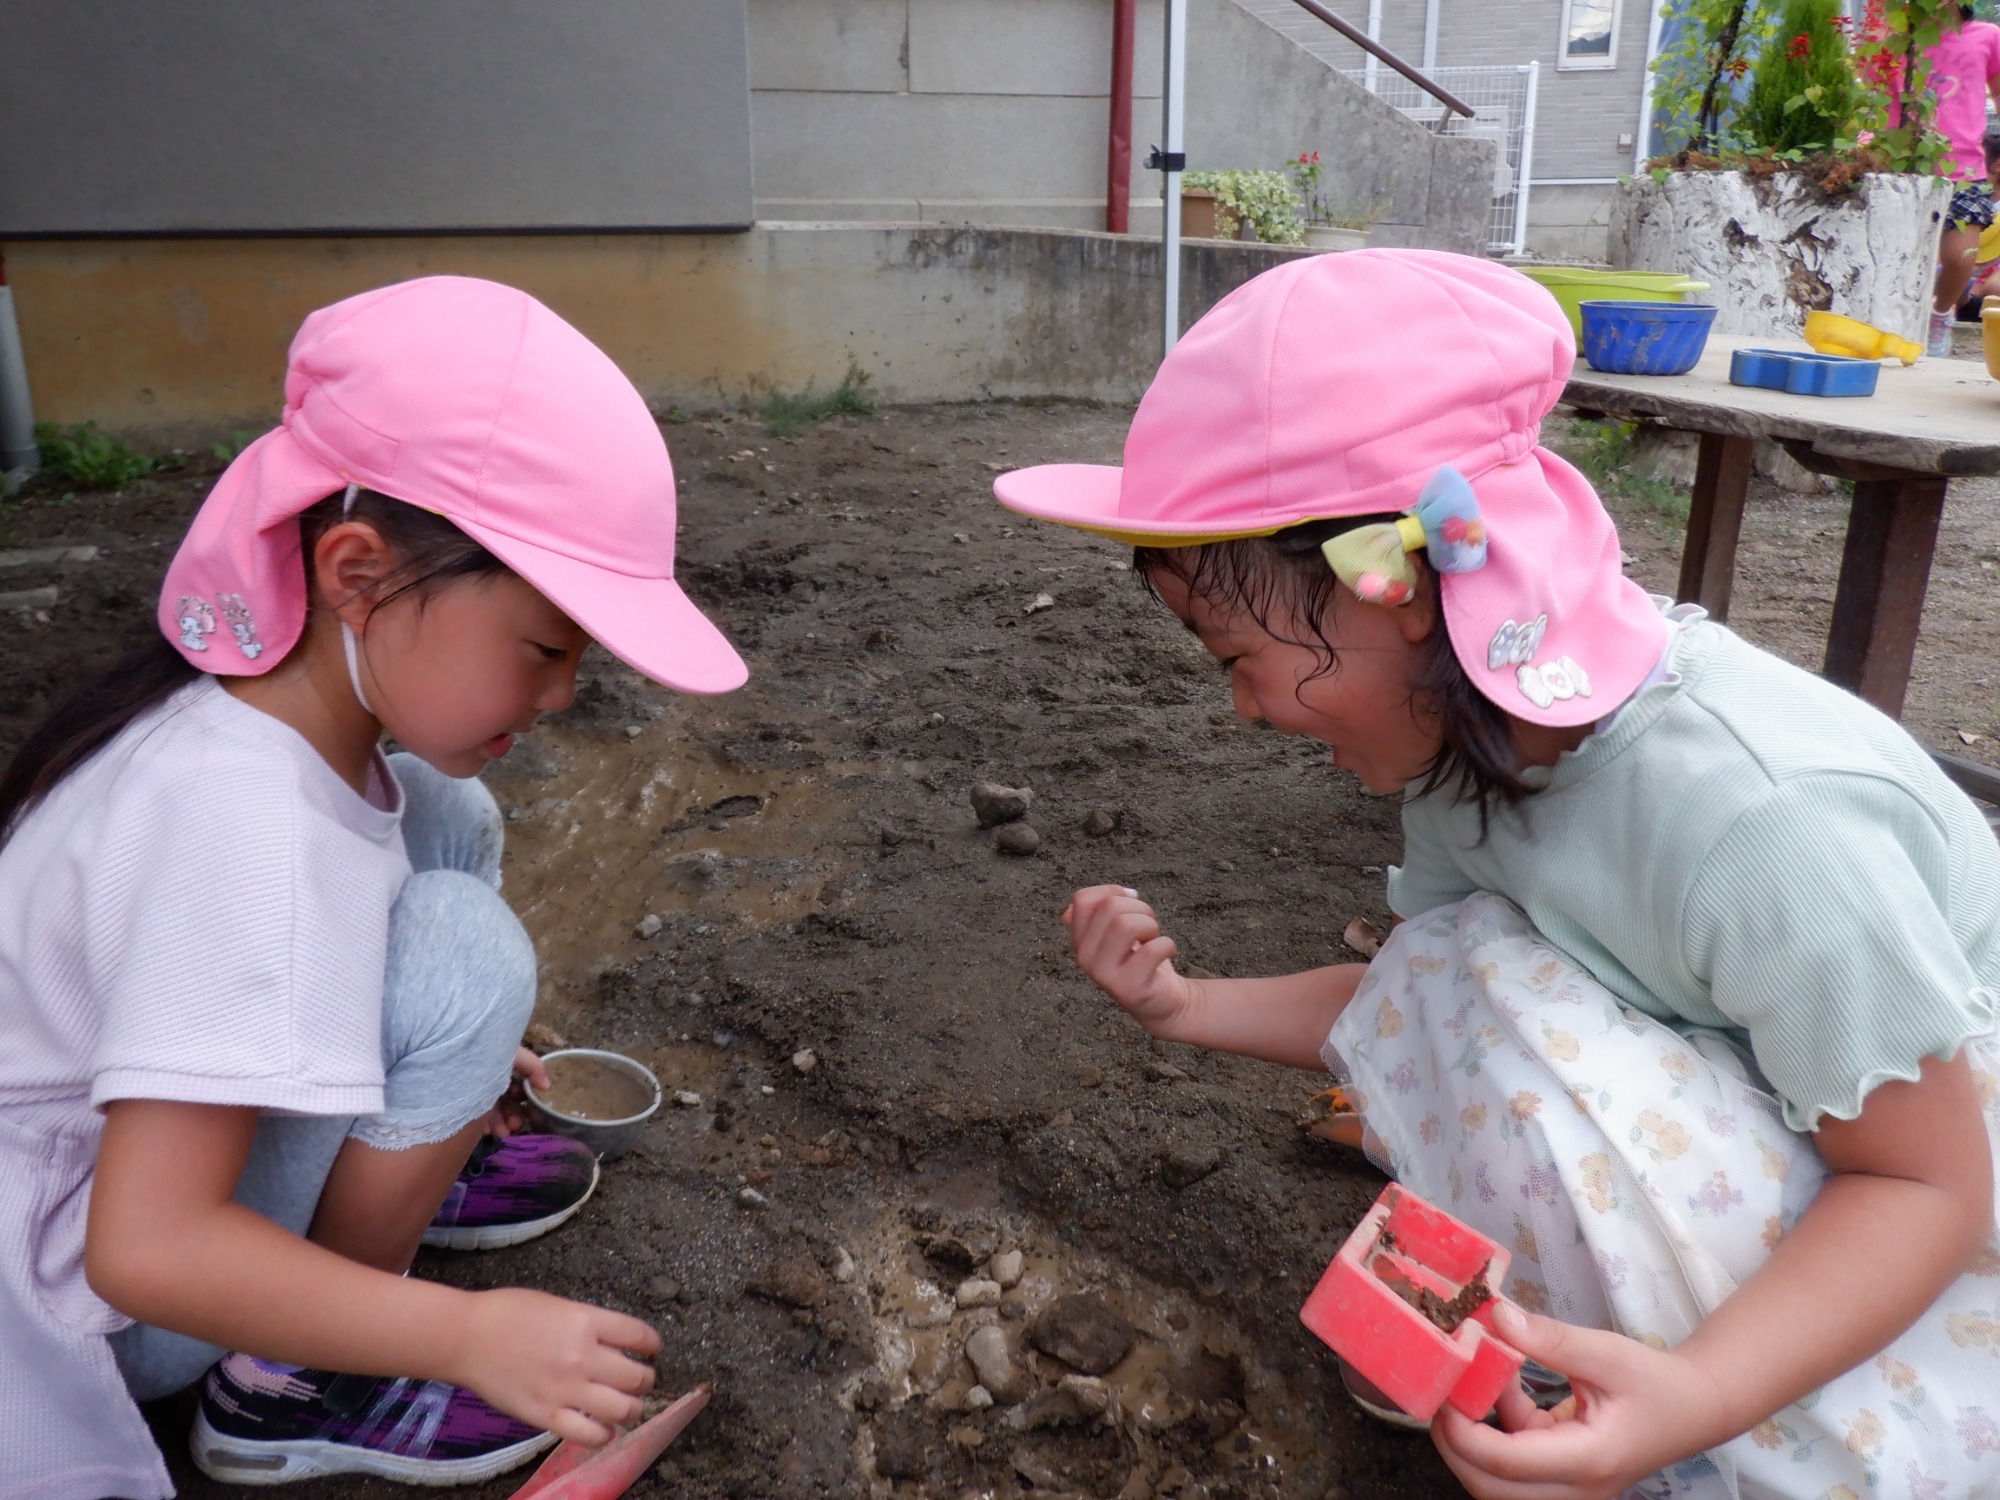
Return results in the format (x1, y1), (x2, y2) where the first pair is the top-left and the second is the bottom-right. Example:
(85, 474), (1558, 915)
(313, 522), (396, 625)
(1390, 572), (1442, 646)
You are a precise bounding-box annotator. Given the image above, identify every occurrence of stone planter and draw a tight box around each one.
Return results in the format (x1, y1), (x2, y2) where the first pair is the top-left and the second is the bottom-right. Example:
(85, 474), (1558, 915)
(1608, 171), (1950, 343)
(1305, 225), (1369, 252)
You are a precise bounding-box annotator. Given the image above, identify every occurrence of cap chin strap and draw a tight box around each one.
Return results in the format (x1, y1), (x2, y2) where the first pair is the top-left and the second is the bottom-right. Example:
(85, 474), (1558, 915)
(339, 483), (375, 717)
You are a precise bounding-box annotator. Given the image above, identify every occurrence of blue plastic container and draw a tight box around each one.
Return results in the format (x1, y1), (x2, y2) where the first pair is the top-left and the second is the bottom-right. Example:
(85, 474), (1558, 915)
(1578, 300), (1718, 376)
(1727, 347), (1880, 397)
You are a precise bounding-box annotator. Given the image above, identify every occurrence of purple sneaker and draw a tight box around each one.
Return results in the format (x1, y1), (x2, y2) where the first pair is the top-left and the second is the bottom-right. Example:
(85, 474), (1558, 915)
(192, 1354), (555, 1485)
(422, 1133), (601, 1251)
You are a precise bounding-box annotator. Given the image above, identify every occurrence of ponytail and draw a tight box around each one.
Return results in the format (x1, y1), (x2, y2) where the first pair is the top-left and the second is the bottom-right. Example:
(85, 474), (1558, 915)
(0, 487), (507, 842)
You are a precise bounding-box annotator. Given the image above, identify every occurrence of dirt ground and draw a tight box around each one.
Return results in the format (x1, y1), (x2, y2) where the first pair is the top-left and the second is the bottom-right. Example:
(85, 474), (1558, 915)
(3, 374), (1996, 1500)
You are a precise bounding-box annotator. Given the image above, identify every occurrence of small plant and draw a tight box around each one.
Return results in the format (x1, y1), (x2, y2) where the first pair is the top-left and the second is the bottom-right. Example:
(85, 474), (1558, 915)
(1288, 151), (1328, 225)
(1737, 0), (1860, 153)
(33, 421), (152, 490)
(759, 363), (875, 438)
(1182, 169), (1306, 245)
(1546, 418), (1691, 524)
(210, 428), (261, 463)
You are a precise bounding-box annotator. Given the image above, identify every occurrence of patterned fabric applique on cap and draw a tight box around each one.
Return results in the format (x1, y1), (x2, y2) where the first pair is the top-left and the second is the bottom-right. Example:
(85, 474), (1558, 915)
(176, 596), (216, 653)
(1515, 656), (1593, 710)
(1320, 466), (1489, 607)
(218, 593), (264, 661)
(1487, 614), (1548, 671)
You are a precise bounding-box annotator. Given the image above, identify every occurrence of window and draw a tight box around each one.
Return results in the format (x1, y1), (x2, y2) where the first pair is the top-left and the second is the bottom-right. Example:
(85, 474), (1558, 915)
(1558, 0), (1621, 70)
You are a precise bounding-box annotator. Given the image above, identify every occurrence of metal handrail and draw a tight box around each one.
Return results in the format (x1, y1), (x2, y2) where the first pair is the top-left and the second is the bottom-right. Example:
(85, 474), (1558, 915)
(1284, 0), (1476, 126)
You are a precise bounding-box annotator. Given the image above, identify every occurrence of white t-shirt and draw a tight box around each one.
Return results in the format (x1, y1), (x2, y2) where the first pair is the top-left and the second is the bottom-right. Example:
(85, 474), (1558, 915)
(0, 676), (409, 1500)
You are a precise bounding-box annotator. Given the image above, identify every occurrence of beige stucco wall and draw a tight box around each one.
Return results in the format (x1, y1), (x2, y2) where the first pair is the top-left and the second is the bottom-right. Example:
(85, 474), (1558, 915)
(3, 226), (1312, 443)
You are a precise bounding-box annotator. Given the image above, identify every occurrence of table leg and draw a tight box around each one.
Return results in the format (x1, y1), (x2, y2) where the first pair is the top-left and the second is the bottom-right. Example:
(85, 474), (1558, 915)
(1678, 433), (1754, 621)
(1822, 475), (1947, 719)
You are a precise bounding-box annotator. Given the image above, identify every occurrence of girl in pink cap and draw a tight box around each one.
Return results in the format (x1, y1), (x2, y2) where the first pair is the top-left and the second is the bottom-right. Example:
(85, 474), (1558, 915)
(997, 250), (2000, 1499)
(0, 276), (746, 1496)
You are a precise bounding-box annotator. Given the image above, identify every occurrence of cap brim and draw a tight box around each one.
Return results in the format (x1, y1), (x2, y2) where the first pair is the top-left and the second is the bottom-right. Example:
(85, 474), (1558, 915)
(457, 522), (747, 694)
(994, 463), (1284, 547)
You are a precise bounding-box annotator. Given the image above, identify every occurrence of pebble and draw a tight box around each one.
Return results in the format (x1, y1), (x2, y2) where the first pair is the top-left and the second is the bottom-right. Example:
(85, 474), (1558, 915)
(969, 780), (1033, 827)
(634, 913), (663, 939)
(760, 1084), (776, 1096)
(955, 1277), (1003, 1309)
(673, 1089), (703, 1108)
(791, 1048), (819, 1075)
(829, 1247), (857, 1284)
(1076, 1067), (1105, 1089)
(1145, 1060), (1190, 1082)
(623, 724), (643, 739)
(963, 1324), (1028, 1401)
(649, 1275), (682, 1302)
(1030, 1294), (1136, 1376)
(963, 1384), (994, 1410)
(988, 1249), (1024, 1288)
(746, 1257), (826, 1308)
(522, 1022), (568, 1054)
(1023, 592), (1056, 615)
(952, 532), (969, 544)
(994, 823), (1041, 856)
(1000, 1298), (1028, 1321)
(1081, 808), (1117, 837)
(736, 1186), (769, 1209)
(711, 1028), (737, 1049)
(1159, 1142), (1225, 1189)
(1058, 1374), (1112, 1414)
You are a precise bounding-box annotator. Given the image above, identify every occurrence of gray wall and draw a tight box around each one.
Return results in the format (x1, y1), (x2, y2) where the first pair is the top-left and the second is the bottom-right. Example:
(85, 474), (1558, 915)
(0, 0), (754, 234)
(747, 0), (1492, 252)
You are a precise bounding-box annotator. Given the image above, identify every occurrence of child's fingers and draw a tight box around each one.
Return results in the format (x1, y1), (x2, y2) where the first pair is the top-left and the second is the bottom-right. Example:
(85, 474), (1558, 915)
(546, 1407), (618, 1449)
(514, 1045), (552, 1092)
(1073, 909), (1163, 975)
(597, 1311), (663, 1357)
(590, 1346), (658, 1396)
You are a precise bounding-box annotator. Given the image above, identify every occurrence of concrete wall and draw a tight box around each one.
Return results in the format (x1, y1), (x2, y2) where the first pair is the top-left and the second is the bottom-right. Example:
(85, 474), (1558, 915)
(0, 1), (753, 234)
(746, 0), (1492, 251)
(2, 228), (1316, 443)
(1523, 183), (1617, 262)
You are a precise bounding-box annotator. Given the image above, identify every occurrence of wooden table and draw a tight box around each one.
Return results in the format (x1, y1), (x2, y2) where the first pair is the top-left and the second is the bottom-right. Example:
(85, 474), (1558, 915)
(1563, 334), (2000, 724)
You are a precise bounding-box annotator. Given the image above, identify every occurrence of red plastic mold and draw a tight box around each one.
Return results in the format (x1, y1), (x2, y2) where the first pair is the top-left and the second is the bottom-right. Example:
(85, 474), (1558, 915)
(1299, 1184), (1523, 1422)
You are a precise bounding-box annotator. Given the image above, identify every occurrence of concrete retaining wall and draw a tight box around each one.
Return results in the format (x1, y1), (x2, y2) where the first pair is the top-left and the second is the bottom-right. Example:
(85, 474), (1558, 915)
(2, 225), (1317, 443)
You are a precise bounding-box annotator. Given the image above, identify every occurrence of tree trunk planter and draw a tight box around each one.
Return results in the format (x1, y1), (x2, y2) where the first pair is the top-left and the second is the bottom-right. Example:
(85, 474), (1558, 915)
(1608, 171), (1950, 344)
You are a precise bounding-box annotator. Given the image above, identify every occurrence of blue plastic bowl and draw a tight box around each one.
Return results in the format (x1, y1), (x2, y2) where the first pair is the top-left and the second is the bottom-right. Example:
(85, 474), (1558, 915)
(1578, 300), (1718, 376)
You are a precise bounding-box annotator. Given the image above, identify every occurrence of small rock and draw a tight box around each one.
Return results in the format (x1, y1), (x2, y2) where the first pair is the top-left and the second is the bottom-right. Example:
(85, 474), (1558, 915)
(623, 724), (644, 739)
(956, 1277), (1002, 1309)
(947, 1424), (984, 1450)
(522, 1022), (567, 1054)
(711, 1028), (736, 1049)
(989, 1249), (1024, 1288)
(964, 1324), (1029, 1401)
(829, 1247), (857, 1283)
(736, 1186), (769, 1209)
(634, 913), (663, 940)
(1145, 1060), (1189, 1082)
(649, 1275), (682, 1302)
(906, 1301), (955, 1330)
(1159, 1143), (1224, 1189)
(1013, 1452), (1069, 1491)
(673, 1089), (703, 1108)
(1343, 916), (1384, 958)
(952, 532), (969, 544)
(1023, 592), (1056, 615)
(879, 825), (904, 846)
(1030, 1294), (1136, 1376)
(792, 1048), (820, 1075)
(919, 1227), (998, 1274)
(760, 1084), (776, 1096)
(994, 823), (1041, 856)
(970, 780), (1033, 827)
(1004, 1387), (1094, 1431)
(746, 1257), (825, 1308)
(1076, 1067), (1105, 1089)
(1214, 859), (1235, 873)
(1000, 1298), (1028, 1321)
(964, 1384), (995, 1410)
(1081, 809), (1117, 837)
(1059, 1374), (1112, 1414)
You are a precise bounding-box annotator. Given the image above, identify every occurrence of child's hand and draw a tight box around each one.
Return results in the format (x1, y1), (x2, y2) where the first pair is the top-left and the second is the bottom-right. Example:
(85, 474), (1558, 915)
(1062, 886), (1198, 1037)
(484, 1046), (552, 1139)
(451, 1287), (662, 1446)
(1430, 1302), (1725, 1500)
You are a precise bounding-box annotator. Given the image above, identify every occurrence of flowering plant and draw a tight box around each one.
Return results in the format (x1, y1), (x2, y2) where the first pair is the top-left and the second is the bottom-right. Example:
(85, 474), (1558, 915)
(1288, 151), (1328, 225)
(1183, 169), (1307, 244)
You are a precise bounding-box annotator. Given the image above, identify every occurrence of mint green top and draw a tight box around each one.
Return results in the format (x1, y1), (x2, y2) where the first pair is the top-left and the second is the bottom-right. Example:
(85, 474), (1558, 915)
(1390, 612), (2000, 1131)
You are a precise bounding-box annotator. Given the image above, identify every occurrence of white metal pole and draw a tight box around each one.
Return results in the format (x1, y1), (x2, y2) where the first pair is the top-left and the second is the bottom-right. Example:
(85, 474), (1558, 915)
(1634, 0), (1667, 173)
(0, 273), (37, 486)
(1512, 61), (1540, 257)
(1422, 0), (1441, 72)
(1363, 0), (1384, 93)
(1161, 0), (1188, 359)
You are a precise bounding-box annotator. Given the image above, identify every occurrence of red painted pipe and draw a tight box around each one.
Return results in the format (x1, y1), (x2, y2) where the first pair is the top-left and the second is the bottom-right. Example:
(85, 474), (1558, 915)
(1106, 0), (1137, 233)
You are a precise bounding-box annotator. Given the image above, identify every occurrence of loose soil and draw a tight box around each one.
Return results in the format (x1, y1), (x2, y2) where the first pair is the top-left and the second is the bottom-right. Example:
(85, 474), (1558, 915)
(5, 374), (1997, 1499)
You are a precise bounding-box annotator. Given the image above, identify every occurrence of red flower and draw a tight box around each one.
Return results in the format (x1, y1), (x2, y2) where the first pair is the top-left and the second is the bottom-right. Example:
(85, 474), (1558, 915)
(1829, 12), (1850, 28)
(1726, 55), (1752, 78)
(1787, 32), (1811, 60)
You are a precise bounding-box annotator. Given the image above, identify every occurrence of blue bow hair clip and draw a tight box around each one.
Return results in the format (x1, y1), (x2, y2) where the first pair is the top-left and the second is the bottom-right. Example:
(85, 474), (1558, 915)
(1319, 466), (1489, 605)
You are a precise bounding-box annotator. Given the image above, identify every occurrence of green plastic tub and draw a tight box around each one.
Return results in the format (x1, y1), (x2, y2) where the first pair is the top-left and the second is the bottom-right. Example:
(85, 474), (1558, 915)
(1515, 266), (1711, 341)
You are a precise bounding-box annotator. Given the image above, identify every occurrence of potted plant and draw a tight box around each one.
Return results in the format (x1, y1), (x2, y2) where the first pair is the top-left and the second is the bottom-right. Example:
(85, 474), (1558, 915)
(1180, 169), (1306, 245)
(1286, 152), (1385, 251)
(1609, 0), (1954, 341)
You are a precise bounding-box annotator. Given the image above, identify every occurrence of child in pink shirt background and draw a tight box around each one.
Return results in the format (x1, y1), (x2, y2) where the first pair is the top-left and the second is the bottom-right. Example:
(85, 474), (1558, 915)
(1923, 3), (2000, 353)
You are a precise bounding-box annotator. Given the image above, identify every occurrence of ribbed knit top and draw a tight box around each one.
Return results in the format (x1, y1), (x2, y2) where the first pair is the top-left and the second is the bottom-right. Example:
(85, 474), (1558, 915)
(1391, 614), (2000, 1131)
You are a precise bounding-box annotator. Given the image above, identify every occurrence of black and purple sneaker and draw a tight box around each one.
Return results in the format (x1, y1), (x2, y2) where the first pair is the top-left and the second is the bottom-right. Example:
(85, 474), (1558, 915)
(192, 1354), (556, 1485)
(422, 1133), (600, 1251)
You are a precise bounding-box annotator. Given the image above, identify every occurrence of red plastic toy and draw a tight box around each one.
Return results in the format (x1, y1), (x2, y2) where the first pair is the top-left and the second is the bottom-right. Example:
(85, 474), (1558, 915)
(508, 1385), (710, 1500)
(1299, 1185), (1524, 1422)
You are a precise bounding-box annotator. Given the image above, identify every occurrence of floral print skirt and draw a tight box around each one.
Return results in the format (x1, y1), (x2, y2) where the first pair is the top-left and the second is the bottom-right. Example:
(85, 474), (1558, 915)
(1323, 893), (2000, 1500)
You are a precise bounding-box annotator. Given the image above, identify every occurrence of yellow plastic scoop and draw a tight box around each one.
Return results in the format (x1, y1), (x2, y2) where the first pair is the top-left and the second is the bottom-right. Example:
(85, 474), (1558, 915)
(1803, 310), (1923, 366)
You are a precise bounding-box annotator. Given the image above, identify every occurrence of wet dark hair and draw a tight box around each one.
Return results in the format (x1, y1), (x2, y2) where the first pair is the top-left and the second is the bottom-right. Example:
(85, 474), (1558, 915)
(1135, 516), (1536, 818)
(0, 487), (509, 840)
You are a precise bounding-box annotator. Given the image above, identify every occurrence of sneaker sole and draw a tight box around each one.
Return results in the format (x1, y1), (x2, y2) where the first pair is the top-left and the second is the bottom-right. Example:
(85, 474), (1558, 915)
(419, 1153), (601, 1251)
(190, 1409), (557, 1487)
